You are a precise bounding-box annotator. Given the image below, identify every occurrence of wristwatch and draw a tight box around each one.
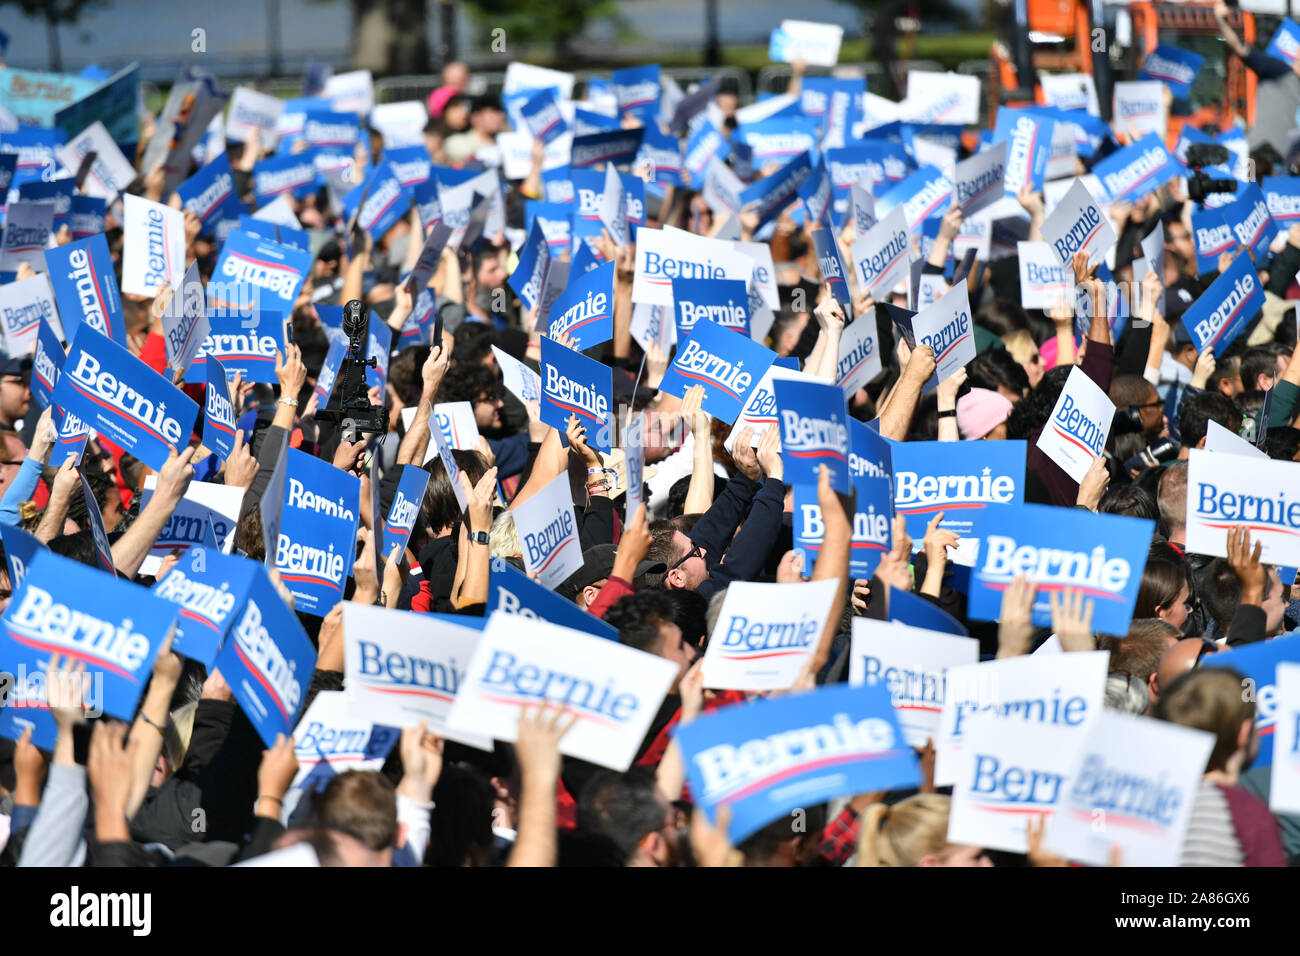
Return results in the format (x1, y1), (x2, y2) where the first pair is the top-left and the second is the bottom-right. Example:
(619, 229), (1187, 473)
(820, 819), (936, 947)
(469, 530), (490, 545)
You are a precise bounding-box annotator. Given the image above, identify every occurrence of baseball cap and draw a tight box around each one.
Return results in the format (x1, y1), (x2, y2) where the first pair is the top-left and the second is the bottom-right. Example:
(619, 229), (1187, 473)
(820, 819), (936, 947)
(0, 352), (31, 378)
(559, 544), (666, 599)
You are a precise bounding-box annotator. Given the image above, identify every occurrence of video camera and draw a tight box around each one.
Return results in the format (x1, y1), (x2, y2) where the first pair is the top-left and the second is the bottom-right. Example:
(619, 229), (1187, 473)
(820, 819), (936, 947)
(317, 299), (389, 444)
(1184, 143), (1238, 206)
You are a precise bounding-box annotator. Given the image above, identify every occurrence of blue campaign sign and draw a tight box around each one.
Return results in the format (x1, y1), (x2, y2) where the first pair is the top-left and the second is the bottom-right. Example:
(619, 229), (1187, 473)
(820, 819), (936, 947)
(540, 336), (613, 452)
(19, 178), (74, 231)
(204, 357), (237, 461)
(571, 127), (644, 169)
(343, 161), (413, 242)
(44, 234), (126, 347)
(31, 317), (64, 410)
(890, 439), (1027, 545)
(381, 464), (430, 560)
(382, 145), (431, 187)
(275, 448), (360, 616)
(1263, 176), (1300, 228)
(51, 405), (90, 466)
(1092, 133), (1183, 203)
(0, 523), (41, 595)
(0, 154), (14, 197)
(212, 566), (317, 746)
(176, 153), (245, 239)
(70, 196), (106, 239)
(576, 107), (621, 136)
(152, 548), (261, 668)
(658, 317), (776, 425)
(888, 585), (969, 636)
(612, 64), (661, 124)
(811, 228), (851, 308)
(52, 327), (199, 471)
(488, 558), (618, 640)
(520, 88), (569, 144)
(675, 681), (920, 843)
(312, 337), (348, 407)
(569, 167), (607, 243)
(540, 164), (575, 203)
(252, 152), (319, 206)
(79, 472), (116, 576)
(849, 418), (893, 579)
(739, 151), (814, 229)
(637, 123), (683, 187)
(547, 260), (614, 349)
(1190, 205), (1235, 276)
(184, 311), (285, 384)
(1204, 633), (1300, 766)
(525, 200), (574, 255)
(684, 122), (730, 182)
(967, 503), (1154, 635)
(773, 378), (852, 493)
(1181, 250), (1264, 357)
(303, 110), (362, 153)
(0, 128), (63, 191)
(993, 108), (1054, 197)
(671, 277), (750, 339)
(508, 217), (550, 313)
(0, 549), (176, 721)
(797, 157), (834, 228)
(209, 230), (311, 320)
(737, 117), (819, 165)
(1221, 182), (1278, 262)
(1267, 18), (1300, 66)
(1138, 44), (1205, 99)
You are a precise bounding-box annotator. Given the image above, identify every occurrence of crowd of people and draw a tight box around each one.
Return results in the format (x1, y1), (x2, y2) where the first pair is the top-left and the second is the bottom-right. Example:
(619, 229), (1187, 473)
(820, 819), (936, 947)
(1, 3), (1300, 872)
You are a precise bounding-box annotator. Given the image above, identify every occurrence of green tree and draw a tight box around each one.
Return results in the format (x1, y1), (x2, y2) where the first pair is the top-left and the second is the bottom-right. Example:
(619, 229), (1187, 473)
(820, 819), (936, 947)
(466, 0), (620, 60)
(0, 0), (105, 72)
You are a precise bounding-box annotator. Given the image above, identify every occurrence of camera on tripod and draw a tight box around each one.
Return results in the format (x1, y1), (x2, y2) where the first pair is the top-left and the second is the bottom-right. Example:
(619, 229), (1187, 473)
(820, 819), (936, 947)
(317, 299), (389, 444)
(1184, 143), (1239, 206)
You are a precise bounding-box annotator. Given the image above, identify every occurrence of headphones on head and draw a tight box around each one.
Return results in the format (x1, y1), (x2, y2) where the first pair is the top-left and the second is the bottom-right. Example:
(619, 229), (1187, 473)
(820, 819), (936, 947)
(1112, 404), (1146, 435)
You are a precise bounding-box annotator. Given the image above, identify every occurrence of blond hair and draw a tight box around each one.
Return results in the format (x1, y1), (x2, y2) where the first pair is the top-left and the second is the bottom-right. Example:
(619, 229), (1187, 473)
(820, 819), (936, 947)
(1002, 329), (1038, 367)
(490, 511), (520, 558)
(856, 794), (956, 866)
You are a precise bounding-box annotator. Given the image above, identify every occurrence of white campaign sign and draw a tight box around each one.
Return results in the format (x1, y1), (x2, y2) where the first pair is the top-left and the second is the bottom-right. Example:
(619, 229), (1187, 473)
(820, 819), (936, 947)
(138, 477), (244, 576)
(1270, 661), (1300, 815)
(492, 344), (542, 405)
(428, 402), (467, 507)
(1017, 241), (1074, 310)
(504, 63), (576, 100)
(632, 227), (752, 307)
(934, 650), (1109, 786)
(771, 20), (843, 67)
(851, 205), (913, 296)
(1203, 420), (1267, 459)
(323, 69), (375, 114)
(903, 71), (982, 126)
(733, 240), (780, 311)
(1041, 73), (1101, 116)
(837, 312), (882, 397)
(700, 579), (839, 690)
(1048, 710), (1214, 867)
(121, 194), (186, 296)
(226, 87), (286, 145)
(724, 363), (815, 453)
(947, 715), (1084, 854)
(851, 184), (877, 233)
(510, 471), (582, 590)
(1185, 448), (1300, 566)
(369, 101), (429, 148)
(434, 401), (481, 451)
(1041, 178), (1117, 271)
(0, 273), (56, 357)
(283, 690), (394, 822)
(848, 618), (979, 748)
(445, 611), (678, 771)
(56, 121), (137, 201)
(1035, 366), (1115, 482)
(912, 279), (975, 383)
(952, 142), (1007, 217)
(1112, 80), (1167, 142)
(341, 603), (491, 748)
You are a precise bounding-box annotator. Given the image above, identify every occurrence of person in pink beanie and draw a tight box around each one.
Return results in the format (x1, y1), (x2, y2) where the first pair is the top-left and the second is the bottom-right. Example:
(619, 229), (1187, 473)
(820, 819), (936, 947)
(957, 388), (1014, 440)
